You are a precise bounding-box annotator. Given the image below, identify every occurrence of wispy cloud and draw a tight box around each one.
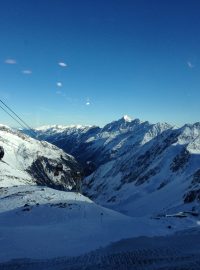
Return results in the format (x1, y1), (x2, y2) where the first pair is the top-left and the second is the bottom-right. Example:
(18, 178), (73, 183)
(58, 62), (68, 67)
(5, 58), (17, 64)
(187, 61), (195, 69)
(56, 82), (62, 87)
(86, 97), (91, 106)
(22, 70), (32, 74)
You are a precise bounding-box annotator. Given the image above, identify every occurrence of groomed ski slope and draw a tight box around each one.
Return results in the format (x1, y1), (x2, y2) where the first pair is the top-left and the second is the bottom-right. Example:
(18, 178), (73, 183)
(0, 185), (198, 263)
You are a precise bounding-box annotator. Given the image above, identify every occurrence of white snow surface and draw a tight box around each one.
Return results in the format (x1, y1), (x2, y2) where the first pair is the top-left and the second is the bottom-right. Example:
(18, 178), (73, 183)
(30, 118), (200, 218)
(84, 127), (200, 217)
(0, 185), (198, 262)
(0, 125), (78, 188)
(0, 121), (200, 263)
(123, 115), (132, 122)
(36, 124), (92, 133)
(81, 121), (200, 218)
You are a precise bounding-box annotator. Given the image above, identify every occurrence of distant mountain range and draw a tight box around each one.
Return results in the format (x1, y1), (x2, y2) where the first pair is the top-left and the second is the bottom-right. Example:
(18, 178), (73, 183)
(25, 116), (200, 217)
(1, 123), (177, 262)
(0, 117), (200, 264)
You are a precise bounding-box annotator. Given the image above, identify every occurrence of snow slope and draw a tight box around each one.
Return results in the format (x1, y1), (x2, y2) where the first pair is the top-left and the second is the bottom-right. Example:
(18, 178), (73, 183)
(30, 116), (172, 174)
(1, 229), (200, 269)
(0, 185), (198, 263)
(84, 123), (200, 217)
(29, 117), (200, 217)
(0, 125), (80, 189)
(0, 121), (200, 265)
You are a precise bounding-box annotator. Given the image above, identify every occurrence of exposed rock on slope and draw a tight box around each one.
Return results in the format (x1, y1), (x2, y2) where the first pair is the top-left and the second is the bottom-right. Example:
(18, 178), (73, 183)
(32, 117), (172, 174)
(29, 117), (200, 216)
(83, 123), (200, 216)
(0, 125), (81, 189)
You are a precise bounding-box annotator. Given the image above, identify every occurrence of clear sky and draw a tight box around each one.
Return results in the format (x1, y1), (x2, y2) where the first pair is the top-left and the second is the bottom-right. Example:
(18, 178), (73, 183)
(0, 0), (200, 127)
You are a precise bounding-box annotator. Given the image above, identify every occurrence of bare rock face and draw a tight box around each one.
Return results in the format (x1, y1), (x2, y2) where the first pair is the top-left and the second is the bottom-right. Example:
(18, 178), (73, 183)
(184, 189), (200, 203)
(170, 148), (190, 172)
(192, 169), (200, 185)
(82, 122), (200, 215)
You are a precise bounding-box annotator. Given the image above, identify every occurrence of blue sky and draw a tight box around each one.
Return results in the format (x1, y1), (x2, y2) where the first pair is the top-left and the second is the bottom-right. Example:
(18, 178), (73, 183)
(0, 0), (200, 127)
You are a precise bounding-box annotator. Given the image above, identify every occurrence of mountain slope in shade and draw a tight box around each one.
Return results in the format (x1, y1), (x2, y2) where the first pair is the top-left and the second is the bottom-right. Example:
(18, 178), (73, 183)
(32, 116), (172, 173)
(83, 123), (200, 216)
(0, 125), (81, 189)
(1, 118), (199, 264)
(30, 117), (200, 217)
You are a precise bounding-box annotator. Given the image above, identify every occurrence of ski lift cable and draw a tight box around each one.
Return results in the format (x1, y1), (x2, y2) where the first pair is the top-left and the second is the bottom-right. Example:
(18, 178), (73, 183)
(0, 100), (67, 180)
(0, 103), (28, 131)
(0, 99), (37, 137)
(0, 104), (61, 176)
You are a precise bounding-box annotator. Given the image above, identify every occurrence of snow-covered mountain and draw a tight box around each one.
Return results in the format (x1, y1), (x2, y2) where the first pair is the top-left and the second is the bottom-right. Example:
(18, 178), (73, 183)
(0, 125), (81, 189)
(29, 116), (200, 217)
(1, 123), (176, 263)
(29, 124), (101, 172)
(1, 119), (200, 266)
(32, 116), (172, 172)
(84, 123), (200, 217)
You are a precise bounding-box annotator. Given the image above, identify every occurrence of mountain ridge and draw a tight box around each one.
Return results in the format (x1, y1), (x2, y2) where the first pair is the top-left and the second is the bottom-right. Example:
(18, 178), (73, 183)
(0, 124), (81, 189)
(22, 116), (200, 217)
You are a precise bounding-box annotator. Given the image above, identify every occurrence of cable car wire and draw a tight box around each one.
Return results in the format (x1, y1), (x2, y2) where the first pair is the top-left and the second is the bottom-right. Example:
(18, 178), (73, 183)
(0, 99), (37, 137)
(0, 103), (28, 130)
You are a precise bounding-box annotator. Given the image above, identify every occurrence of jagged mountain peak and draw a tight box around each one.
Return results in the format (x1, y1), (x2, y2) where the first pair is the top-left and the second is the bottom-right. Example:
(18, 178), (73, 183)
(20, 117), (200, 217)
(119, 115), (142, 124)
(177, 122), (200, 145)
(182, 122), (200, 131)
(152, 122), (174, 133)
(155, 121), (173, 129)
(122, 115), (132, 122)
(102, 116), (142, 132)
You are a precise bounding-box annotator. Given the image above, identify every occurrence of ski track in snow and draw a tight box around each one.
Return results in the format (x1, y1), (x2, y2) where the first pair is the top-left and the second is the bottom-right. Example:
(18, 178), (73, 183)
(1, 231), (200, 269)
(0, 185), (199, 265)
